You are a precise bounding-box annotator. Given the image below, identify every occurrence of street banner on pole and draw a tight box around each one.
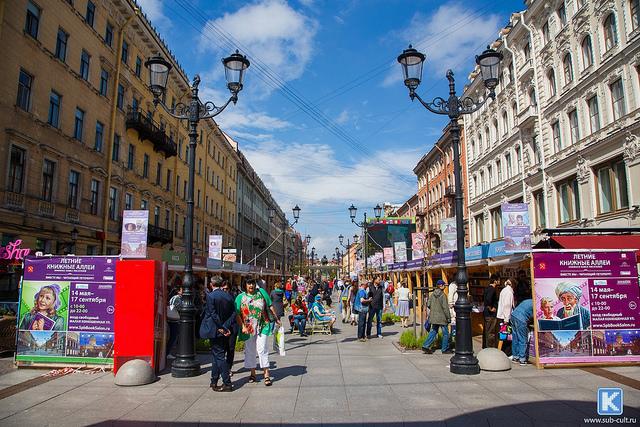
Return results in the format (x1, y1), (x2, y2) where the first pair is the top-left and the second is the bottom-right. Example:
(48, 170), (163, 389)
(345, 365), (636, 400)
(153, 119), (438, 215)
(383, 247), (394, 265)
(121, 210), (148, 258)
(222, 248), (237, 262)
(394, 241), (407, 262)
(532, 250), (640, 366)
(502, 203), (531, 252)
(441, 218), (457, 253)
(208, 235), (222, 260)
(17, 256), (118, 366)
(373, 252), (383, 268)
(411, 232), (426, 259)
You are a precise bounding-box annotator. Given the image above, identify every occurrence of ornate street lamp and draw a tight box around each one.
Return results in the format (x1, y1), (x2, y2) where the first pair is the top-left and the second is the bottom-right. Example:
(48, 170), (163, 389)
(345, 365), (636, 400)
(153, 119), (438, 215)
(145, 50), (249, 378)
(348, 204), (382, 275)
(398, 44), (502, 375)
(338, 234), (351, 278)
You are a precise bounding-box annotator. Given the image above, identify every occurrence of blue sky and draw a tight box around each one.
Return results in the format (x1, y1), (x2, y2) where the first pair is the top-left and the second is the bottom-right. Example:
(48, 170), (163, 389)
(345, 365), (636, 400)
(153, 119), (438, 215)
(138, 0), (524, 260)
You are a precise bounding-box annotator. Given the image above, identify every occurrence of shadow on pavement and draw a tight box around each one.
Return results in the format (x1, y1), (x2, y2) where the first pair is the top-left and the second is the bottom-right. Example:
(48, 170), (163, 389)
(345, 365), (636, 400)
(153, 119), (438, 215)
(87, 400), (640, 425)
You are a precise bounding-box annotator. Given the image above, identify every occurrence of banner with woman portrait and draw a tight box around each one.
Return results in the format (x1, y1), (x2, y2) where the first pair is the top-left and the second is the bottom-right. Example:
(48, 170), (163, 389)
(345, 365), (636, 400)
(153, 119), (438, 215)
(17, 256), (117, 367)
(532, 250), (640, 365)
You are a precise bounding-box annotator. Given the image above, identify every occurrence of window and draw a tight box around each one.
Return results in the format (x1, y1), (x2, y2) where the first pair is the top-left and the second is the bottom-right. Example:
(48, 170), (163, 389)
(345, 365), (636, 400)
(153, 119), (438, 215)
(68, 170), (80, 208)
(41, 159), (55, 202)
(135, 56), (142, 77)
(542, 21), (550, 44)
(154, 207), (159, 226)
(610, 79), (626, 119)
(603, 13), (618, 51)
(479, 171), (485, 193)
(108, 187), (117, 220)
(596, 159), (629, 214)
(581, 36), (594, 69)
(80, 50), (90, 81)
(502, 111), (508, 135)
(73, 108), (84, 141)
(117, 84), (124, 109)
(534, 190), (546, 228)
(523, 42), (531, 60)
(588, 96), (601, 132)
(104, 22), (113, 47)
(124, 193), (133, 211)
(496, 159), (502, 182)
(563, 54), (573, 84)
(505, 153), (512, 178)
(166, 169), (172, 191)
(155, 162), (161, 185)
(552, 121), (562, 152)
(176, 175), (180, 196)
(55, 28), (68, 62)
(143, 154), (149, 178)
(547, 69), (557, 97)
(475, 214), (485, 243)
(90, 179), (100, 215)
(557, 177), (581, 223)
(557, 3), (567, 27)
(16, 69), (33, 111)
(491, 207), (502, 239)
(99, 69), (109, 96)
(8, 146), (26, 193)
(48, 91), (61, 128)
(568, 109), (579, 144)
(90, 122), (103, 152)
(140, 199), (148, 210)
(112, 133), (120, 162)
(165, 209), (170, 229)
(25, 1), (40, 39)
(529, 87), (537, 108)
(131, 97), (139, 112)
(632, 0), (640, 31)
(121, 40), (129, 64)
(127, 144), (135, 170)
(85, 1), (95, 27)
(197, 189), (201, 208)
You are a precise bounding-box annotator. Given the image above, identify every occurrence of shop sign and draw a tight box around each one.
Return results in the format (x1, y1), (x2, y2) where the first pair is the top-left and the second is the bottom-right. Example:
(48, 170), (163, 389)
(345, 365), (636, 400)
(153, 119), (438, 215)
(17, 256), (118, 367)
(0, 240), (31, 261)
(487, 241), (507, 258)
(162, 250), (186, 265)
(533, 250), (640, 365)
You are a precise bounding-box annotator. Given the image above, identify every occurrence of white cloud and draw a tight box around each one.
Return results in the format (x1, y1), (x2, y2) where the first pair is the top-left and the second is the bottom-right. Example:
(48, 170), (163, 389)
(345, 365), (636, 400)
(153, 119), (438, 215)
(198, 0), (318, 96)
(136, 0), (172, 32)
(383, 3), (501, 86)
(335, 110), (350, 125)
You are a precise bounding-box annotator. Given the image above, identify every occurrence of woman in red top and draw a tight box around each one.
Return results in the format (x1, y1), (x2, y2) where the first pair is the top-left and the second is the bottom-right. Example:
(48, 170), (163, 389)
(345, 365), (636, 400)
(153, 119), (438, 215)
(291, 295), (308, 337)
(285, 280), (293, 303)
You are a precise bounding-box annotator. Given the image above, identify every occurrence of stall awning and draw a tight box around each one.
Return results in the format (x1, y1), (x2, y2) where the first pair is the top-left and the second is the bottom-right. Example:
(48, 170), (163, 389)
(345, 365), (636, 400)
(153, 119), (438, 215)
(536, 235), (640, 262)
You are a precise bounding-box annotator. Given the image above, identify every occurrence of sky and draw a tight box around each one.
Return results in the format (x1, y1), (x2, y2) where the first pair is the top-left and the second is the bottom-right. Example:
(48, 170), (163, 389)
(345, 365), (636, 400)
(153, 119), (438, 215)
(136, 0), (524, 260)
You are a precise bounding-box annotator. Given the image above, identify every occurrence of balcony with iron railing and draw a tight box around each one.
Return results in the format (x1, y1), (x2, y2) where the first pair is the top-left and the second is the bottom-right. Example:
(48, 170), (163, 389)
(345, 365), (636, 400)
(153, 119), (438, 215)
(444, 185), (455, 198)
(125, 108), (177, 158)
(148, 223), (173, 245)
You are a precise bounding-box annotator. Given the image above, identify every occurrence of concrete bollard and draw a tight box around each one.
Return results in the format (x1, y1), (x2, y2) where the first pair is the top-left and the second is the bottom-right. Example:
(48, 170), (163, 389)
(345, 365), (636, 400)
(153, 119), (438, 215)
(114, 359), (157, 386)
(477, 348), (512, 371)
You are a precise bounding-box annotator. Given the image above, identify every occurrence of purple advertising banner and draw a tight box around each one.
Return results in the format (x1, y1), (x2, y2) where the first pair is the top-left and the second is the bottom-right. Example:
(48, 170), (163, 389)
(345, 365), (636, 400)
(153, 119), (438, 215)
(121, 210), (149, 258)
(502, 203), (531, 253)
(533, 250), (640, 365)
(17, 256), (117, 366)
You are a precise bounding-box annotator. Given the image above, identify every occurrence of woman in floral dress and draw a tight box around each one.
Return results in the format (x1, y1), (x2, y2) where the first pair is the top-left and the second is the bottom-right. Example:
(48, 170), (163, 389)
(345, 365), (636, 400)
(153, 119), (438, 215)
(235, 278), (279, 385)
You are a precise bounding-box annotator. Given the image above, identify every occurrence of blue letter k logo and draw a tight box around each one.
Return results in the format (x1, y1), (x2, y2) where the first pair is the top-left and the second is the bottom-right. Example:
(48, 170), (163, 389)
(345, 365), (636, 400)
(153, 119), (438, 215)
(598, 388), (623, 416)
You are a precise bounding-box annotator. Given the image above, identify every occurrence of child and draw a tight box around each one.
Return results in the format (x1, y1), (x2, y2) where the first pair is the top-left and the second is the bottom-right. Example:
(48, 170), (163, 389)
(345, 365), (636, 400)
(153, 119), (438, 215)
(20, 284), (65, 330)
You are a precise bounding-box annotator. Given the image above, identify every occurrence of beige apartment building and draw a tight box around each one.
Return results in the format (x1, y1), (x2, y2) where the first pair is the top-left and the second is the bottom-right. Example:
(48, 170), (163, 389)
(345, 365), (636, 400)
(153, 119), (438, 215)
(0, 0), (238, 255)
(462, 0), (640, 245)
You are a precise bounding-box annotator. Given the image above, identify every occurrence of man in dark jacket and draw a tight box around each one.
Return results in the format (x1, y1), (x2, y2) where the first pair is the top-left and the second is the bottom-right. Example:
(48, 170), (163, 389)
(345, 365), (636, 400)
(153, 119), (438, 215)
(366, 278), (385, 339)
(483, 274), (500, 348)
(202, 275), (236, 392)
(422, 280), (452, 354)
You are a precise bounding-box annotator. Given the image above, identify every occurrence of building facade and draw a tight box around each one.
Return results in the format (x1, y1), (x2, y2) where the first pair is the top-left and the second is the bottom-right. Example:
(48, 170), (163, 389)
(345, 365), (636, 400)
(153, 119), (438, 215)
(462, 0), (640, 246)
(0, 0), (248, 257)
(413, 122), (469, 252)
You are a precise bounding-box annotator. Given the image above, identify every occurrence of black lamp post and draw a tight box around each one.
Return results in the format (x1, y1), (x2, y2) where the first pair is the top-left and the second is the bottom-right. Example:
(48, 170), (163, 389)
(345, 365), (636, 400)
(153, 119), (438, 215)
(268, 205), (301, 282)
(397, 44), (502, 375)
(145, 50), (249, 378)
(338, 234), (351, 278)
(348, 204), (382, 276)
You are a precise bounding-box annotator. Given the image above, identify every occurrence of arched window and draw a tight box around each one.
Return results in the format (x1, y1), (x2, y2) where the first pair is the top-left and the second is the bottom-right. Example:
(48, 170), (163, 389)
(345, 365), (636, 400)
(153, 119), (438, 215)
(632, 0), (640, 31)
(511, 102), (518, 123)
(470, 139), (475, 160)
(478, 132), (483, 152)
(502, 111), (509, 135)
(603, 13), (618, 51)
(581, 36), (594, 69)
(492, 120), (498, 142)
(547, 69), (557, 97)
(529, 87), (537, 107)
(563, 53), (574, 84)
(484, 126), (490, 147)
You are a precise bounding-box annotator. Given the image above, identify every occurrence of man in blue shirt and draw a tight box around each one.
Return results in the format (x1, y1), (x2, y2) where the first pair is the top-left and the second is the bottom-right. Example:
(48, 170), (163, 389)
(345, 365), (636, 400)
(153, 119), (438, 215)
(510, 298), (533, 365)
(355, 282), (372, 342)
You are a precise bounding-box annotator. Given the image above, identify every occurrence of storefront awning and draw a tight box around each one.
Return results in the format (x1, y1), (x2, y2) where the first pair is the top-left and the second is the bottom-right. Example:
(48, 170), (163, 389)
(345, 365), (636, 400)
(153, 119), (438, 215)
(535, 235), (640, 262)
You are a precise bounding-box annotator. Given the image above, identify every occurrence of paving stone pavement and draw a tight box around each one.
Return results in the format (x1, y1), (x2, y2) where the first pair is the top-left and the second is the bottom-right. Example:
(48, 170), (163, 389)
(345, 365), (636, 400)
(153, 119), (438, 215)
(0, 309), (638, 426)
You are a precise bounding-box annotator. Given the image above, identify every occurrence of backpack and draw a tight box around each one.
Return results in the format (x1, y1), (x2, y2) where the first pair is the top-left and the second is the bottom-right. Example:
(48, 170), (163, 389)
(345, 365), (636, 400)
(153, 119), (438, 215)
(386, 284), (394, 296)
